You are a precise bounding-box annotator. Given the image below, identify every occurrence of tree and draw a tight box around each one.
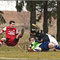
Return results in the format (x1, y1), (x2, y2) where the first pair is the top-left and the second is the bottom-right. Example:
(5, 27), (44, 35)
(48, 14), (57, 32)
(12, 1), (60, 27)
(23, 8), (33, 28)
(26, 1), (36, 36)
(57, 1), (60, 42)
(0, 11), (6, 24)
(37, 1), (57, 33)
(16, 1), (36, 37)
(16, 0), (24, 12)
(16, 0), (57, 35)
(48, 1), (57, 24)
(43, 1), (48, 33)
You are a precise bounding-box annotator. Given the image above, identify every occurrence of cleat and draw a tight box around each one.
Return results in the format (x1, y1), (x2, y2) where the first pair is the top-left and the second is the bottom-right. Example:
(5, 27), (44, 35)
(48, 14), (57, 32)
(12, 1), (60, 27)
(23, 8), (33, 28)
(53, 48), (56, 51)
(21, 28), (24, 36)
(28, 48), (34, 52)
(18, 28), (24, 38)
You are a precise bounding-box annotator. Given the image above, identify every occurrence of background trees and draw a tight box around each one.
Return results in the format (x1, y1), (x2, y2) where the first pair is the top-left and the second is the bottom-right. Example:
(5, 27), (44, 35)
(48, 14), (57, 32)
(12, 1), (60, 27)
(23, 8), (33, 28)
(26, 1), (36, 36)
(43, 1), (48, 33)
(16, 0), (60, 41)
(57, 1), (60, 41)
(0, 11), (6, 24)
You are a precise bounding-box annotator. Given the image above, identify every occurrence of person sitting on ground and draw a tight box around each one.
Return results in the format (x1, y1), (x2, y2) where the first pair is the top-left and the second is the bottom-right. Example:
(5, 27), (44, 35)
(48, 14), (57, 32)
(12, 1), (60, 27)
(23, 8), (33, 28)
(0, 20), (24, 48)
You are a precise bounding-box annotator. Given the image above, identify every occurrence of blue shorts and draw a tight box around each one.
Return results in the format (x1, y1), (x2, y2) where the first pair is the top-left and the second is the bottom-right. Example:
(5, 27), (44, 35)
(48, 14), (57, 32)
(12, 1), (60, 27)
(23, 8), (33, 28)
(39, 42), (50, 51)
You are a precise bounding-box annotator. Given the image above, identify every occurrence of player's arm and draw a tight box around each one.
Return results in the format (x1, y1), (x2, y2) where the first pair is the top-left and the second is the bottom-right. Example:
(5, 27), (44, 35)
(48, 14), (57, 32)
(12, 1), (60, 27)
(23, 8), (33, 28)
(28, 41), (37, 49)
(0, 27), (6, 34)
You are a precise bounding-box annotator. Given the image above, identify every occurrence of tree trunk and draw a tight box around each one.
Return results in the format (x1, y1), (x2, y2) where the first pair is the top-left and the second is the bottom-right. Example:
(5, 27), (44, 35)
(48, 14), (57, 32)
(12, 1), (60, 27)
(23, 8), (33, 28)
(43, 1), (48, 33)
(30, 1), (36, 37)
(57, 1), (60, 42)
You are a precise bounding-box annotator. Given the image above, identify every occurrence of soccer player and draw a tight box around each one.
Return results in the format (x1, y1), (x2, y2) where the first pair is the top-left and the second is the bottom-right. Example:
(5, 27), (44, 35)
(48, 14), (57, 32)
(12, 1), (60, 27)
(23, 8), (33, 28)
(37, 33), (59, 51)
(28, 38), (42, 52)
(28, 37), (60, 52)
(0, 20), (24, 48)
(41, 33), (58, 45)
(32, 24), (58, 46)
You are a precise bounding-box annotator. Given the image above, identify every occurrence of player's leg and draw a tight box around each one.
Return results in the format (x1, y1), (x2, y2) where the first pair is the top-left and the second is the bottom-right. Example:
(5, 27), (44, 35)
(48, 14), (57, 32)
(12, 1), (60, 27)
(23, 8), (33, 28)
(16, 28), (24, 39)
(48, 43), (55, 48)
(0, 38), (6, 46)
(35, 42), (55, 52)
(1, 38), (6, 41)
(48, 43), (60, 50)
(28, 48), (34, 52)
(54, 45), (60, 50)
(35, 42), (50, 52)
(48, 43), (56, 51)
(35, 47), (42, 52)
(35, 42), (60, 52)
(13, 28), (24, 47)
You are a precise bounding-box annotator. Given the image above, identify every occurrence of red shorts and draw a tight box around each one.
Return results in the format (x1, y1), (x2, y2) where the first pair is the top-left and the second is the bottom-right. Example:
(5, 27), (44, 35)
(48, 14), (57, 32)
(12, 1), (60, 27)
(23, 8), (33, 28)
(5, 38), (19, 46)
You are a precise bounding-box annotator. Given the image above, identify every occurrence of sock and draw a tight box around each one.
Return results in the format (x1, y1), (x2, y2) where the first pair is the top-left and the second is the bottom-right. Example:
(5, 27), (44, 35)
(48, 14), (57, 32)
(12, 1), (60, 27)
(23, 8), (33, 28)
(35, 49), (39, 52)
(0, 40), (3, 46)
(18, 34), (22, 38)
(0, 40), (3, 43)
(55, 45), (60, 50)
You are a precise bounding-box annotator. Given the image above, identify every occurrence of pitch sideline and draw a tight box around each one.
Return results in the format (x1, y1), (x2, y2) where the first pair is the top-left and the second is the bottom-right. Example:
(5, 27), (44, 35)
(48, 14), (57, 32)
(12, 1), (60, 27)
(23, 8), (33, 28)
(0, 57), (60, 60)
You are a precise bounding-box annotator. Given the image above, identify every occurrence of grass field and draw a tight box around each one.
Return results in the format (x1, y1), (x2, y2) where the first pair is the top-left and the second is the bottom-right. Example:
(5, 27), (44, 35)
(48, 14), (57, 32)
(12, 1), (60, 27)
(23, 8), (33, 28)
(0, 33), (60, 60)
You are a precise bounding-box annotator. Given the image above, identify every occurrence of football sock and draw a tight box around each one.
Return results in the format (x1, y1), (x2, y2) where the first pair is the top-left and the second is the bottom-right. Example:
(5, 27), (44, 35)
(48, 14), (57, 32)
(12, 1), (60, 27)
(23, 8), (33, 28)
(35, 49), (39, 52)
(55, 45), (60, 50)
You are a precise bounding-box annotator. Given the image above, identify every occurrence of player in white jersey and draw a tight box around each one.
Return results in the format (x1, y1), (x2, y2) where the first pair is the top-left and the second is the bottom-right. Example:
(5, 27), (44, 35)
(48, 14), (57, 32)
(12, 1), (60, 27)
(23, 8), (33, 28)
(46, 34), (58, 45)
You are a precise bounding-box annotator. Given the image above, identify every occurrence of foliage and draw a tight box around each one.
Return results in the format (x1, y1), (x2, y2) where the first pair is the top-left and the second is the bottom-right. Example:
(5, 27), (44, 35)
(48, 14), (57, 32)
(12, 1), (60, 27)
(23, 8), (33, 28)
(16, 0), (24, 12)
(57, 1), (60, 42)
(16, 0), (57, 21)
(0, 11), (6, 24)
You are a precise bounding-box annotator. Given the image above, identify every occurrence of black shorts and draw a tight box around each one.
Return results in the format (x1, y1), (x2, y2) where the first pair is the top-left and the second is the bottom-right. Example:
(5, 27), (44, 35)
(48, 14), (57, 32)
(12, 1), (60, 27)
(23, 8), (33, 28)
(5, 38), (19, 46)
(5, 38), (19, 43)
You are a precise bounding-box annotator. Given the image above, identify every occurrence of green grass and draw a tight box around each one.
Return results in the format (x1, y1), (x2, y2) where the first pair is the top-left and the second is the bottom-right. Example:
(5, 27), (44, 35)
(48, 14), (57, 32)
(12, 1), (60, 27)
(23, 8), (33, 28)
(0, 33), (60, 59)
(0, 46), (60, 59)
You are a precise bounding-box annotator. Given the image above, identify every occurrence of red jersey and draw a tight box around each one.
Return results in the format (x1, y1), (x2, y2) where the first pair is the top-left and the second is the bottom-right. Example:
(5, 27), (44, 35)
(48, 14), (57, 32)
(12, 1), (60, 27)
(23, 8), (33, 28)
(2, 26), (18, 46)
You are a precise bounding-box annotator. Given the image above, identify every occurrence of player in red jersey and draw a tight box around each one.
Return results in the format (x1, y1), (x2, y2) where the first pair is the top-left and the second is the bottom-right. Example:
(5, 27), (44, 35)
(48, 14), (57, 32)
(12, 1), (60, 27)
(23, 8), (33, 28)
(0, 20), (24, 48)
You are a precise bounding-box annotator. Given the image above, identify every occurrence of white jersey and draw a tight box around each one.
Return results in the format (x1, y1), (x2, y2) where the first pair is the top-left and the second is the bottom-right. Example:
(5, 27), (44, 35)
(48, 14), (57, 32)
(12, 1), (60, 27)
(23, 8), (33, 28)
(46, 34), (58, 45)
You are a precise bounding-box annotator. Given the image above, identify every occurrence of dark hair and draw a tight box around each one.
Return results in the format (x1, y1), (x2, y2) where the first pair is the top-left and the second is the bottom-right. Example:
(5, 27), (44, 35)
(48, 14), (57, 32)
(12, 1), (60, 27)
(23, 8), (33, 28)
(29, 37), (31, 41)
(9, 20), (15, 24)
(29, 37), (35, 41)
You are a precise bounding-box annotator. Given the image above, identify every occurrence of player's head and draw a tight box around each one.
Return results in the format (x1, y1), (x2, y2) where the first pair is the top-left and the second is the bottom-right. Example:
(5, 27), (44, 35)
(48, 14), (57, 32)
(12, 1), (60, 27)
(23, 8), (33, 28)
(29, 37), (35, 43)
(9, 20), (15, 28)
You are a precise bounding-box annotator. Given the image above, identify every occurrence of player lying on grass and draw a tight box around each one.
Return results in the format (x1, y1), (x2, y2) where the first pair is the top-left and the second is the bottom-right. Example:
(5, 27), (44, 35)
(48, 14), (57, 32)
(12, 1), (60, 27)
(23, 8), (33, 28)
(32, 24), (58, 46)
(0, 20), (24, 48)
(43, 33), (59, 51)
(36, 33), (59, 51)
(28, 37), (60, 52)
(32, 24), (59, 51)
